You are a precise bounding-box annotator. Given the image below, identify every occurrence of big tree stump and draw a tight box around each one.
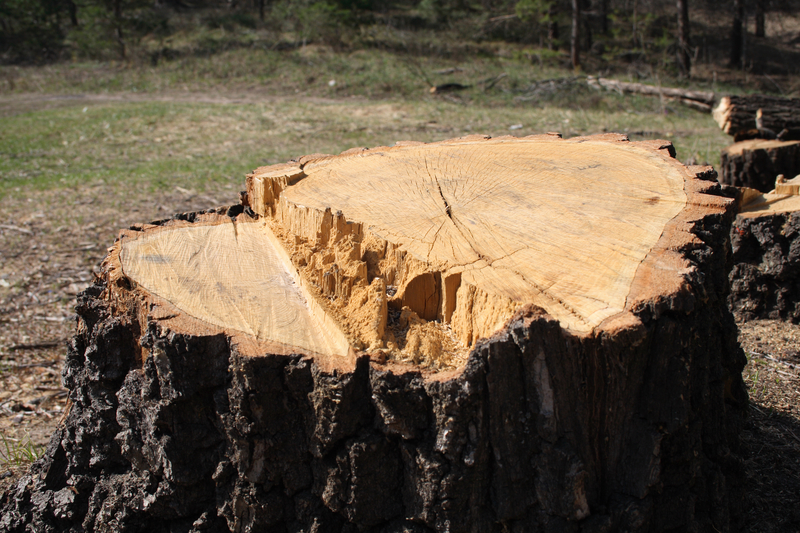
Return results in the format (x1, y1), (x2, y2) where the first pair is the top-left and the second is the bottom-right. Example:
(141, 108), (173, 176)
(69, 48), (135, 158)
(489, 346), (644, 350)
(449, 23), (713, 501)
(719, 139), (800, 192)
(730, 176), (800, 322)
(0, 134), (748, 533)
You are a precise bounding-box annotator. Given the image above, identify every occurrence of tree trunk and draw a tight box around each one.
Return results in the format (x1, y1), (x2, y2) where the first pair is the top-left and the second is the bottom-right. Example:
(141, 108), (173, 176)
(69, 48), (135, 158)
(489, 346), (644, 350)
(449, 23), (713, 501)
(676, 0), (691, 76)
(730, 179), (800, 321)
(547, 2), (559, 50)
(730, 0), (744, 68)
(720, 139), (800, 192)
(571, 0), (580, 69)
(67, 0), (78, 27)
(113, 0), (125, 59)
(755, 0), (765, 37)
(599, 0), (608, 34)
(582, 0), (592, 51)
(0, 135), (748, 533)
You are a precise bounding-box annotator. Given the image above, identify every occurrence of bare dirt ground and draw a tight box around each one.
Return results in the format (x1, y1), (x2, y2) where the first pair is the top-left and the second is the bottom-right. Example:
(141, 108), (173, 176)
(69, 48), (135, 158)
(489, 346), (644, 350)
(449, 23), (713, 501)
(1, 100), (799, 532)
(736, 319), (800, 532)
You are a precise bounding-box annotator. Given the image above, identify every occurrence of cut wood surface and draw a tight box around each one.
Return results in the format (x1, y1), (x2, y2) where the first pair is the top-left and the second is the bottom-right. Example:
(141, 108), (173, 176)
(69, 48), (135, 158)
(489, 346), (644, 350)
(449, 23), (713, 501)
(719, 138), (800, 192)
(114, 216), (351, 358)
(713, 94), (800, 135)
(244, 134), (726, 368)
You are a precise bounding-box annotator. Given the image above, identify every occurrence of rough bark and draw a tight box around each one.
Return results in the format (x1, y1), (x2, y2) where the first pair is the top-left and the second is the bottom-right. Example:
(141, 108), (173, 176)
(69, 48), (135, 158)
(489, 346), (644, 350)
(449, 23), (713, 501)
(730, 211), (800, 322)
(729, 178), (800, 322)
(0, 137), (748, 533)
(720, 139), (800, 192)
(713, 95), (800, 136)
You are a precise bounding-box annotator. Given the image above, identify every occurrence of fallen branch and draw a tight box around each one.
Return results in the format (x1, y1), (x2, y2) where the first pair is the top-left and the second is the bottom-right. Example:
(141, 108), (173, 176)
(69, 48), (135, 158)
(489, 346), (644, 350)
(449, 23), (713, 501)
(0, 225), (32, 235)
(748, 350), (800, 372)
(587, 76), (716, 111)
(480, 72), (507, 91)
(515, 76), (584, 101)
(8, 340), (66, 351)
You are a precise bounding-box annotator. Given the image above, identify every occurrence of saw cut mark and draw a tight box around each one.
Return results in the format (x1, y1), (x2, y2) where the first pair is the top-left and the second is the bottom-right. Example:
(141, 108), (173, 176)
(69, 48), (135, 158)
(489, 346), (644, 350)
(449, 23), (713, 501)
(119, 220), (351, 357)
(281, 138), (687, 332)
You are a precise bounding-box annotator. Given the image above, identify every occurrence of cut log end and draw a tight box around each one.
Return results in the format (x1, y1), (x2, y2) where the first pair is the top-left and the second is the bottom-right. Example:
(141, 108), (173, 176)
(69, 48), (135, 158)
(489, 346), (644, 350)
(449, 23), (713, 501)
(107, 134), (731, 373)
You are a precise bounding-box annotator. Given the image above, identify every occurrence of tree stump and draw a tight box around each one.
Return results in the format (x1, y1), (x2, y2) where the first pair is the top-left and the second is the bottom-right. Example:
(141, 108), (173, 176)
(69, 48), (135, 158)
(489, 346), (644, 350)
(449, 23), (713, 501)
(719, 139), (800, 192)
(730, 176), (800, 322)
(0, 134), (748, 533)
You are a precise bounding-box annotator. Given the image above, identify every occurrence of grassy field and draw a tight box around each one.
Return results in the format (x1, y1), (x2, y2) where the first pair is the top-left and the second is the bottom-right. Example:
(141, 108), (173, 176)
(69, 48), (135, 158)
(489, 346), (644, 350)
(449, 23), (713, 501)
(0, 46), (733, 202)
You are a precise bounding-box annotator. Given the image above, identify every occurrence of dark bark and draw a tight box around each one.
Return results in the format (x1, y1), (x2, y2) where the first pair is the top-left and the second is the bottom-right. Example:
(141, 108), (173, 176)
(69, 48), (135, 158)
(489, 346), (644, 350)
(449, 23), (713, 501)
(730, 0), (744, 68)
(676, 0), (691, 76)
(720, 140), (800, 192)
(730, 211), (800, 322)
(571, 0), (580, 69)
(0, 192), (748, 532)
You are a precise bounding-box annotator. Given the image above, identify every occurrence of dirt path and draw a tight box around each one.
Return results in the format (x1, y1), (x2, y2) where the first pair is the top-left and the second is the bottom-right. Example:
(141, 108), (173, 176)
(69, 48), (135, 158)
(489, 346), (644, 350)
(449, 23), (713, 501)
(0, 91), (349, 118)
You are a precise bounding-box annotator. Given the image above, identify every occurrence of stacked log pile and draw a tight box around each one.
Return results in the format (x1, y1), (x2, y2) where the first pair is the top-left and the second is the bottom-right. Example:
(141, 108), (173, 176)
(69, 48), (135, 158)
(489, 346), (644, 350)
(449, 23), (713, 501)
(0, 135), (748, 533)
(713, 95), (800, 191)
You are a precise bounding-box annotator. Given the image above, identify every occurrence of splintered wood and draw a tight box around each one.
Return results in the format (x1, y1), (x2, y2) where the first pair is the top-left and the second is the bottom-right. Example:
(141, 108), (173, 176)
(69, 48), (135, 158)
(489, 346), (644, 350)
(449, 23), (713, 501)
(738, 174), (800, 218)
(114, 135), (720, 371)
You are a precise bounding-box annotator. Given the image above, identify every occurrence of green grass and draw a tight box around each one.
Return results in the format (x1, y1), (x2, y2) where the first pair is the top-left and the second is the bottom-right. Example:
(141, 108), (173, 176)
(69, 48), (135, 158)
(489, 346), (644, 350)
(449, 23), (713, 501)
(0, 432), (44, 467)
(0, 87), (731, 201)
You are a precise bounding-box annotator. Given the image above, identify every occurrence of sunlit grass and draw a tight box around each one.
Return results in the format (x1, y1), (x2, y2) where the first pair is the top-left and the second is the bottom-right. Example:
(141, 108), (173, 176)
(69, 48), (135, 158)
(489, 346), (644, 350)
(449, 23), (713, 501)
(0, 88), (730, 201)
(0, 432), (44, 467)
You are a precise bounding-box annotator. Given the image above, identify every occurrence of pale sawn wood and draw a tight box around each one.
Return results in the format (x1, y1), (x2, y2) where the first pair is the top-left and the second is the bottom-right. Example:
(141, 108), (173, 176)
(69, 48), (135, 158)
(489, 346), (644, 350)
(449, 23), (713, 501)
(248, 134), (725, 345)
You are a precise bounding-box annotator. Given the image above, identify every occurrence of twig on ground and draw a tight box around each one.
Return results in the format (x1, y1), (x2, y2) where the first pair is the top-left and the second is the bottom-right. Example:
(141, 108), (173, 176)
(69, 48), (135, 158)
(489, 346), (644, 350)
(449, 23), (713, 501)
(8, 340), (65, 351)
(481, 73), (507, 91)
(749, 350), (800, 371)
(0, 225), (32, 235)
